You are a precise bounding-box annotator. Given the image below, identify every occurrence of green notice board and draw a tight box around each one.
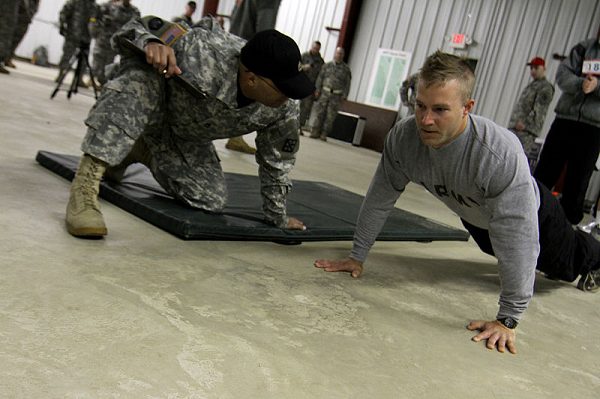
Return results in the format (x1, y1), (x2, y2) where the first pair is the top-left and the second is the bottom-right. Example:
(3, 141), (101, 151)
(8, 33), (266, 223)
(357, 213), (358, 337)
(365, 48), (412, 110)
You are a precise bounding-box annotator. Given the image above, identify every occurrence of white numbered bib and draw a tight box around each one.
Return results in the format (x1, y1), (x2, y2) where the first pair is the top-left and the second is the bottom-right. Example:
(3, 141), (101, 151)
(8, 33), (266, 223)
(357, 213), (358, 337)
(582, 60), (600, 75)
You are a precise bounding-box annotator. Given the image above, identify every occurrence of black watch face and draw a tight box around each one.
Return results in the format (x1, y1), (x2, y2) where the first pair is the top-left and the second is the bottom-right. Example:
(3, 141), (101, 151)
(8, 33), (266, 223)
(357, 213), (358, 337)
(500, 317), (517, 329)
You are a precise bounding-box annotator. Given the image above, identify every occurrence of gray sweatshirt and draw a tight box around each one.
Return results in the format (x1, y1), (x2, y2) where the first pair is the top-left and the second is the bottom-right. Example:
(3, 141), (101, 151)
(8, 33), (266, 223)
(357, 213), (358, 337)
(350, 115), (540, 321)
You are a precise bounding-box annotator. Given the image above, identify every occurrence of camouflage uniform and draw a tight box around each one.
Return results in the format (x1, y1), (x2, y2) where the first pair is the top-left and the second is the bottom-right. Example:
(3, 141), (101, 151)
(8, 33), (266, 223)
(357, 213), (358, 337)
(91, 1), (140, 84)
(0, 0), (20, 65)
(298, 50), (324, 127)
(81, 17), (301, 228)
(6, 0), (40, 61)
(309, 60), (351, 139)
(58, 0), (97, 72)
(508, 77), (554, 154)
(400, 73), (418, 114)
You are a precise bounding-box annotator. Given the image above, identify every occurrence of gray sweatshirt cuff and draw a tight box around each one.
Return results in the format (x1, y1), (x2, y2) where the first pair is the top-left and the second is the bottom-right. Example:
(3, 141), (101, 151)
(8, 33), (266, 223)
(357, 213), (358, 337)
(496, 304), (526, 322)
(350, 245), (369, 264)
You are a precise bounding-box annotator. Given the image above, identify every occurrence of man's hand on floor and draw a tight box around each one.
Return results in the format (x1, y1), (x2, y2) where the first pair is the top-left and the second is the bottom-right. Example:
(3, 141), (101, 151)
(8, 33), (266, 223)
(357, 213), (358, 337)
(467, 320), (517, 354)
(286, 217), (306, 230)
(314, 257), (363, 278)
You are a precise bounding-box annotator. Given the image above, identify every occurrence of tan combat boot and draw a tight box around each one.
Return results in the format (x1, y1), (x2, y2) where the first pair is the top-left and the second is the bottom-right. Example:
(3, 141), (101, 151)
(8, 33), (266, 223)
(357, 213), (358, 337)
(66, 154), (107, 237)
(225, 136), (257, 155)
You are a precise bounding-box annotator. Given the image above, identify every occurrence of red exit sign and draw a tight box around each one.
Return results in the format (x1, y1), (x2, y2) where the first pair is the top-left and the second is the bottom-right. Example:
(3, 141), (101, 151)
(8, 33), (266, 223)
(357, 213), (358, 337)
(450, 33), (466, 49)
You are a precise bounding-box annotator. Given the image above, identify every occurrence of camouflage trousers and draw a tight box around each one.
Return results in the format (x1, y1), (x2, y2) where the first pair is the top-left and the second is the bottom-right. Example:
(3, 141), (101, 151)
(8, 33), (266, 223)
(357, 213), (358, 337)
(309, 92), (343, 138)
(92, 44), (116, 85)
(510, 129), (537, 157)
(81, 65), (227, 212)
(299, 94), (316, 127)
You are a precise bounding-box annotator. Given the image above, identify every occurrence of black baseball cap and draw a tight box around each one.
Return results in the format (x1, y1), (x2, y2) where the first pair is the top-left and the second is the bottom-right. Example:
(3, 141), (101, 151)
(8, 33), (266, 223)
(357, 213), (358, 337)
(240, 30), (315, 99)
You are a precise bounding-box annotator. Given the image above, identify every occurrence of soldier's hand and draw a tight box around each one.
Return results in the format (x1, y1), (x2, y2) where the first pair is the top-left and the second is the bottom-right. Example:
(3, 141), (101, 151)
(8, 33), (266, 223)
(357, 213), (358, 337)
(583, 75), (598, 94)
(314, 257), (363, 278)
(144, 42), (182, 78)
(286, 217), (306, 230)
(515, 121), (525, 131)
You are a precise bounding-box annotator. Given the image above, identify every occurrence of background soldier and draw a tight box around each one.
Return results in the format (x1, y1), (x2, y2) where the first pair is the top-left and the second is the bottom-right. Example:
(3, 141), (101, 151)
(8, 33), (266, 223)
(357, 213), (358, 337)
(508, 57), (554, 157)
(298, 40), (324, 133)
(0, 0), (20, 74)
(57, 0), (97, 85)
(309, 47), (352, 141)
(396, 72), (419, 123)
(91, 0), (140, 85)
(172, 1), (196, 28)
(4, 0), (40, 70)
(399, 73), (418, 115)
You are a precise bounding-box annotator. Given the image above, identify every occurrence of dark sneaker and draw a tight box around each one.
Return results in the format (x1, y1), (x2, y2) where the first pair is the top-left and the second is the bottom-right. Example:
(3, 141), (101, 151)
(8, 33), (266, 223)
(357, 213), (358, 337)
(577, 269), (600, 292)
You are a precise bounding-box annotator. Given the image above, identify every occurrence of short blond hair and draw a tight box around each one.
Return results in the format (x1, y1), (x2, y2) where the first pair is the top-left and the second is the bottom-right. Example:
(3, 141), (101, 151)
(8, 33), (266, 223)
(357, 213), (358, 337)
(419, 50), (475, 102)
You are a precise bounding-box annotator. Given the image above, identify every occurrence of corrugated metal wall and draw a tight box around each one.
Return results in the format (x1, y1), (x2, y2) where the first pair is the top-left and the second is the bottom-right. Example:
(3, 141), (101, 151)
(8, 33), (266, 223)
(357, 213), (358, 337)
(275, 0), (347, 62)
(348, 0), (600, 132)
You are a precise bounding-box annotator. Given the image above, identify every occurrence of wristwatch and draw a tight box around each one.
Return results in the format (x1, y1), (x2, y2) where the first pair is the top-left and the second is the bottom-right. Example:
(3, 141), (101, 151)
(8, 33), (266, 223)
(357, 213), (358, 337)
(497, 317), (518, 329)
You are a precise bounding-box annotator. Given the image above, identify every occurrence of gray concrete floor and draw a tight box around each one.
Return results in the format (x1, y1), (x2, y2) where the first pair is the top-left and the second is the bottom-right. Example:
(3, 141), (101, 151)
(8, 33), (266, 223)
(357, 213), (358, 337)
(1, 61), (599, 398)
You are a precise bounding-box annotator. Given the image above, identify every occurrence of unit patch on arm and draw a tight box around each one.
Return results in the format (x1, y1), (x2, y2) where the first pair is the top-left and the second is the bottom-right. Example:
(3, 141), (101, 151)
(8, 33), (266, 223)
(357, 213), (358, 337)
(281, 138), (298, 153)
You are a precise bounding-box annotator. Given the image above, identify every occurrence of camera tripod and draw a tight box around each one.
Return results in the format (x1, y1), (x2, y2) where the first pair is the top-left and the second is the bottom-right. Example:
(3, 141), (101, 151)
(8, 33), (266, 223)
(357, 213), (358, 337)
(51, 43), (99, 100)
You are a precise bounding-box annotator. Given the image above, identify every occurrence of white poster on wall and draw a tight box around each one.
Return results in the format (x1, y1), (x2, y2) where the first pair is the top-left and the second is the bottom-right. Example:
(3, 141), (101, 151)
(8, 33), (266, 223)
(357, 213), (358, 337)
(365, 48), (412, 111)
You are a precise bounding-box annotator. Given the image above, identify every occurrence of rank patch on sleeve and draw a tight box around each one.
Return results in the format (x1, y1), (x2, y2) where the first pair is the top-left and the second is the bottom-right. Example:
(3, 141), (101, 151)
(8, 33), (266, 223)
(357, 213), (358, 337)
(281, 138), (298, 153)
